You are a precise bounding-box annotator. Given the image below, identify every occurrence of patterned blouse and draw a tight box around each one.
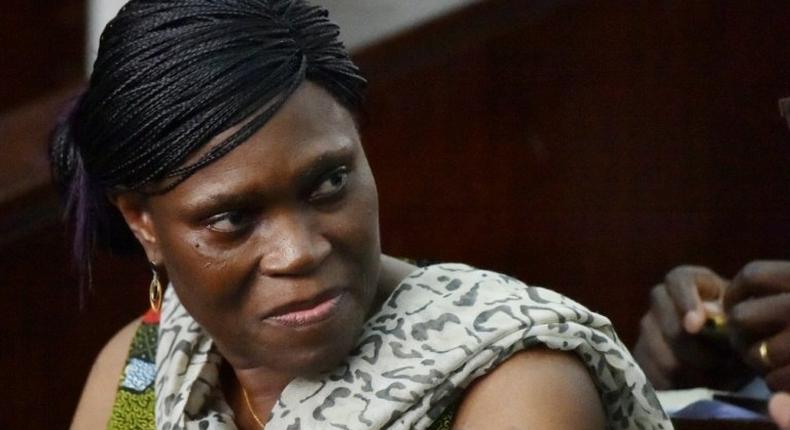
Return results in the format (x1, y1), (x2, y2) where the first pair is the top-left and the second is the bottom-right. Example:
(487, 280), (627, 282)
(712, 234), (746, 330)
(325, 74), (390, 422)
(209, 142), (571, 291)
(108, 263), (671, 429)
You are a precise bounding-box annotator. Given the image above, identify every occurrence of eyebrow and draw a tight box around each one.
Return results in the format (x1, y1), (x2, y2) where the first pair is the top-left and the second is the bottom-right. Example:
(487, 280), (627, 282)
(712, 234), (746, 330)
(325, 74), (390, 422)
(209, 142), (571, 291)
(185, 192), (257, 217)
(297, 141), (355, 184)
(182, 139), (356, 216)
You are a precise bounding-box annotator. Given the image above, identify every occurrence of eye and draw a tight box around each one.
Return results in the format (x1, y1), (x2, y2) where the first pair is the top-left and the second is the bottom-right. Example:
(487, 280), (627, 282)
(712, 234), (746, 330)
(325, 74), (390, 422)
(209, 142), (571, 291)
(206, 210), (254, 234)
(310, 167), (349, 200)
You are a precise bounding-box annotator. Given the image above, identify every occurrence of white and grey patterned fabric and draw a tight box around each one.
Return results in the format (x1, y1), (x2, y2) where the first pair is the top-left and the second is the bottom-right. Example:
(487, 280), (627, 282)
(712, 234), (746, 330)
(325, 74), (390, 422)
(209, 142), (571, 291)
(155, 263), (671, 429)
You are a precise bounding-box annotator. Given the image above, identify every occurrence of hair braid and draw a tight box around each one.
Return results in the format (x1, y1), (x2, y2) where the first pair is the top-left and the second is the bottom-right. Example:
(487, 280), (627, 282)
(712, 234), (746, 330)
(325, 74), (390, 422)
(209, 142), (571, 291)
(49, 0), (366, 284)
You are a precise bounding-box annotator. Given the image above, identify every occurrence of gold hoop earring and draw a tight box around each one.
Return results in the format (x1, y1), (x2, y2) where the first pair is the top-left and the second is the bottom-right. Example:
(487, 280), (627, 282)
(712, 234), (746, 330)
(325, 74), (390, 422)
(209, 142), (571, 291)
(149, 266), (163, 312)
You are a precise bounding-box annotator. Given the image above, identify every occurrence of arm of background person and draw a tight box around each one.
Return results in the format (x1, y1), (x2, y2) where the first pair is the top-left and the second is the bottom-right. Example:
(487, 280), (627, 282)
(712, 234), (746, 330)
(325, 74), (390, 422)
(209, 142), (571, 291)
(451, 348), (605, 430)
(70, 318), (140, 430)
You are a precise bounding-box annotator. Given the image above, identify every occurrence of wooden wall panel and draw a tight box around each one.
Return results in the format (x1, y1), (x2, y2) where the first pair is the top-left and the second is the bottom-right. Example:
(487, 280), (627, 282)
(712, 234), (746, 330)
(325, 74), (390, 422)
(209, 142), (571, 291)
(0, 226), (147, 428)
(0, 0), (85, 113)
(356, 0), (790, 344)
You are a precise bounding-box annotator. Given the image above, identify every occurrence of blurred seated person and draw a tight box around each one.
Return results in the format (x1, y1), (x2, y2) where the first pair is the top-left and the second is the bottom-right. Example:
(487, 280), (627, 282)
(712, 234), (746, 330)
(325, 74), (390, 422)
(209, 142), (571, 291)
(634, 261), (790, 425)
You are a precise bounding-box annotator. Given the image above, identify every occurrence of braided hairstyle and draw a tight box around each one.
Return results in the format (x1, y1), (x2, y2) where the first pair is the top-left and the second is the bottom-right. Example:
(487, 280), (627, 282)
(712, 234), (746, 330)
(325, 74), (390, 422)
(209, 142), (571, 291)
(50, 0), (367, 282)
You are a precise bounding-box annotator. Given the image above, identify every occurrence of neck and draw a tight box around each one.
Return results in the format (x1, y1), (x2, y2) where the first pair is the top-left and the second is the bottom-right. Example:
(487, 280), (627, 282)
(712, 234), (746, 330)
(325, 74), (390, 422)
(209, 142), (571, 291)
(371, 254), (418, 312)
(222, 363), (292, 429)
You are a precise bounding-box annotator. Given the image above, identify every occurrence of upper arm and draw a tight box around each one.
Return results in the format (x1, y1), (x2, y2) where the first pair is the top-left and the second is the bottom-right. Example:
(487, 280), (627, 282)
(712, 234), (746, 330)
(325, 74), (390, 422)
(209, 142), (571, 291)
(70, 318), (141, 430)
(452, 348), (605, 430)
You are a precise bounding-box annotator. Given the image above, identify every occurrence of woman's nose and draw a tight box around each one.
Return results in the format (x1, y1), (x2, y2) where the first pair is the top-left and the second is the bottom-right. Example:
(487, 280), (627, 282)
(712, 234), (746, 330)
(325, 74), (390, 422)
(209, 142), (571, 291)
(258, 212), (331, 276)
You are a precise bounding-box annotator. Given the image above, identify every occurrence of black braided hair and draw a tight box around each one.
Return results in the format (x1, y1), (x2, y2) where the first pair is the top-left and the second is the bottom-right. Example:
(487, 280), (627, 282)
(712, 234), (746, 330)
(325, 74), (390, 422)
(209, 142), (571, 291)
(49, 0), (367, 285)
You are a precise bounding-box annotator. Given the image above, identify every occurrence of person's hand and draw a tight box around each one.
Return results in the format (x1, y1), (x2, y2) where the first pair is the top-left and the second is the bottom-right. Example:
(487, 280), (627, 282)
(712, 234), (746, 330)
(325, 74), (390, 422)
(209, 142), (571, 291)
(769, 392), (790, 430)
(634, 266), (749, 390)
(724, 261), (790, 392)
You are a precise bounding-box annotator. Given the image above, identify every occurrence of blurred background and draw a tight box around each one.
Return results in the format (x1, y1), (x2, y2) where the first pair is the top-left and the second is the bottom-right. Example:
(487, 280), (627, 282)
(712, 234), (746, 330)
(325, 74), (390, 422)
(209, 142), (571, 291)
(2, 0), (790, 427)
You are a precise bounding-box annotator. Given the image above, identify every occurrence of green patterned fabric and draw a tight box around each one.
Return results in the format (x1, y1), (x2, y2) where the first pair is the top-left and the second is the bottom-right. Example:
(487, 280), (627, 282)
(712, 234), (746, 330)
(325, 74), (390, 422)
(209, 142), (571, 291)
(107, 311), (158, 429)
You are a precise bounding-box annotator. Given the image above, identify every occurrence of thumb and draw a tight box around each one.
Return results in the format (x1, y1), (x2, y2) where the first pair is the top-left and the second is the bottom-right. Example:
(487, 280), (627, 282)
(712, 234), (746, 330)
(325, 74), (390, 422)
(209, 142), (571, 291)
(683, 308), (707, 334)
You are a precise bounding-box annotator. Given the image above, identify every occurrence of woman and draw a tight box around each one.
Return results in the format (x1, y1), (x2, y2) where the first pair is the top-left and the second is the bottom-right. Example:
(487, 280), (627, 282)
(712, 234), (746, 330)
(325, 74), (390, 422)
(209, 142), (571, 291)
(56, 1), (668, 428)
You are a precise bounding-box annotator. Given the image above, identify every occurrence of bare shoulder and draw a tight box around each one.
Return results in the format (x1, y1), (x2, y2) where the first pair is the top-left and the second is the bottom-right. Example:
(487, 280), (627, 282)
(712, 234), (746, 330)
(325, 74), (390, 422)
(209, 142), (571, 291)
(452, 347), (605, 430)
(70, 317), (142, 430)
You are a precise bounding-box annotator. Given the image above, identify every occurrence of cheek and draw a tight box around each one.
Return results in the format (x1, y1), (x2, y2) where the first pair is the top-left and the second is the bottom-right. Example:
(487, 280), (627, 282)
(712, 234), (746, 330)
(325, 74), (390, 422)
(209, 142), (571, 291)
(159, 226), (254, 306)
(340, 173), (380, 252)
(346, 176), (382, 286)
(162, 236), (257, 342)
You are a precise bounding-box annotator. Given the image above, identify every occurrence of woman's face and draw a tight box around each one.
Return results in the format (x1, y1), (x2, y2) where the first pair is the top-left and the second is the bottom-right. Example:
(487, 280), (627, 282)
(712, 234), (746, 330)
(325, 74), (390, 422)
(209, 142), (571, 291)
(133, 82), (381, 376)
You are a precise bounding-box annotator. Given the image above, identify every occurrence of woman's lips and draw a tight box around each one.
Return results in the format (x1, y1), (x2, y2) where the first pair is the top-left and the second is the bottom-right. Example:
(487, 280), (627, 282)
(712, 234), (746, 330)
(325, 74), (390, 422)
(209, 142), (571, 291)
(264, 290), (345, 327)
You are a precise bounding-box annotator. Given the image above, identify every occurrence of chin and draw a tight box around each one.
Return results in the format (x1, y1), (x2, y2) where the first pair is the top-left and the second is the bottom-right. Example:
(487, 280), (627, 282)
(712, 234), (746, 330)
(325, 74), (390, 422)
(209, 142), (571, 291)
(289, 335), (359, 376)
(262, 295), (369, 376)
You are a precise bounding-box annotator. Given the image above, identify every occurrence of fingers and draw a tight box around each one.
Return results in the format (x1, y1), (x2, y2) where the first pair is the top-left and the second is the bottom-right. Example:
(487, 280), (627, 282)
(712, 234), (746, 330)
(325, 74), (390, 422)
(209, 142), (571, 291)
(634, 312), (679, 389)
(664, 266), (728, 333)
(742, 330), (790, 383)
(633, 338), (671, 390)
(729, 293), (790, 339)
(725, 262), (790, 387)
(729, 294), (790, 386)
(642, 282), (737, 387)
(646, 283), (725, 366)
(649, 284), (683, 339)
(725, 261), (790, 310)
(769, 392), (790, 430)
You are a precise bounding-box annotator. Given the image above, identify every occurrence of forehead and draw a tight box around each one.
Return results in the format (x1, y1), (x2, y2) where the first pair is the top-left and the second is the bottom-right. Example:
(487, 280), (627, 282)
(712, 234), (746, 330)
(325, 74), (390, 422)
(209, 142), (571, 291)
(164, 82), (360, 202)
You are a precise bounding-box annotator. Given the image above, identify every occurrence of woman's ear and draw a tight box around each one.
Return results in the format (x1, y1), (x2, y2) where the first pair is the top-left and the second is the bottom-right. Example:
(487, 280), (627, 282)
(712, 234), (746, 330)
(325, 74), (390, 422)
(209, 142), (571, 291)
(111, 193), (163, 265)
